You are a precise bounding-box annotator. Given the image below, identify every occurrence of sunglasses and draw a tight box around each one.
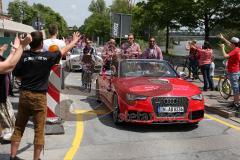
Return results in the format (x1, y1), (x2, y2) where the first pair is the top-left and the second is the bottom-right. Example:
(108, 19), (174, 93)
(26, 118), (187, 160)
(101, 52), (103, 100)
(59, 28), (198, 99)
(149, 40), (155, 42)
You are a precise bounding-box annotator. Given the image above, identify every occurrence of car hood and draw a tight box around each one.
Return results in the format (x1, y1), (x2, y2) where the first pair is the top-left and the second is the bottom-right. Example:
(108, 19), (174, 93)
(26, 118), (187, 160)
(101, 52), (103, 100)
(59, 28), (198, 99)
(115, 77), (201, 97)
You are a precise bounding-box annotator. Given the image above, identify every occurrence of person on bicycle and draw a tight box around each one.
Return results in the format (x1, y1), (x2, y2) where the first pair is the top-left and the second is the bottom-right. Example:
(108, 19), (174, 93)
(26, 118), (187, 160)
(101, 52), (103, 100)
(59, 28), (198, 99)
(190, 41), (214, 91)
(219, 34), (240, 108)
(141, 37), (163, 60)
(121, 33), (141, 59)
(186, 40), (199, 79)
(81, 39), (95, 89)
(102, 38), (119, 70)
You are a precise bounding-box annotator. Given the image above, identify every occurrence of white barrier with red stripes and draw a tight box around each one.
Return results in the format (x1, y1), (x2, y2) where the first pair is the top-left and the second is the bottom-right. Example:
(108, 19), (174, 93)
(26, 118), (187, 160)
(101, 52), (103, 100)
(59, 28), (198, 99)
(47, 64), (61, 123)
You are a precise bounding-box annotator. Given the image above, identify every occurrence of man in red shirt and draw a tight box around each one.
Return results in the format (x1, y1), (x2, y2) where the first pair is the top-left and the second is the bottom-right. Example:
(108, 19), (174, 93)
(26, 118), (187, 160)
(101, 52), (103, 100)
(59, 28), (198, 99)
(219, 34), (240, 109)
(186, 40), (200, 79)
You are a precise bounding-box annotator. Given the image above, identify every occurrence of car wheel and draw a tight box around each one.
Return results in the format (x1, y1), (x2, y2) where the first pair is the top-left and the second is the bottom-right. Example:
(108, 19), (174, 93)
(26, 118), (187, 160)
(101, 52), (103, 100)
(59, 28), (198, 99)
(96, 81), (101, 103)
(113, 94), (124, 125)
(187, 122), (199, 127)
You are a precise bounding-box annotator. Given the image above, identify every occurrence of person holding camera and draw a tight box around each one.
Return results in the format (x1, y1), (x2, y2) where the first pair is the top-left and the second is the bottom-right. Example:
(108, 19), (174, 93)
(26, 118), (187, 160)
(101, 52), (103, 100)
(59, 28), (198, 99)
(190, 41), (214, 91)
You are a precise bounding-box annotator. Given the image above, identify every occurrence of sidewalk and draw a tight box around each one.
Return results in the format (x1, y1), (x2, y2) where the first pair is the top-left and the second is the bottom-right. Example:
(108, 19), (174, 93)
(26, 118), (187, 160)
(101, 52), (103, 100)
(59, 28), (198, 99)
(0, 94), (73, 160)
(192, 80), (240, 124)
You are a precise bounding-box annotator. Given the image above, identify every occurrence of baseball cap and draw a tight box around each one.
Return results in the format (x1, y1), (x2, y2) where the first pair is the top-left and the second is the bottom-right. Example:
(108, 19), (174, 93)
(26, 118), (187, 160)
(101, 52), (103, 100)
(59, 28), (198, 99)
(230, 37), (239, 43)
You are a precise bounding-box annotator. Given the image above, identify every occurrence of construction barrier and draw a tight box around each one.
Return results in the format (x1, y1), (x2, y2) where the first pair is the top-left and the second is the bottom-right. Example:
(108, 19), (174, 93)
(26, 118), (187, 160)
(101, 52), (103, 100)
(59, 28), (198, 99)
(45, 64), (64, 135)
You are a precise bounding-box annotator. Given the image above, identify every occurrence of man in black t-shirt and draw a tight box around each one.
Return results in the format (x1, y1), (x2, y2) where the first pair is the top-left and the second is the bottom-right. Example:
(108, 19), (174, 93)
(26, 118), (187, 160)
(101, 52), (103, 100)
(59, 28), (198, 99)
(10, 31), (80, 160)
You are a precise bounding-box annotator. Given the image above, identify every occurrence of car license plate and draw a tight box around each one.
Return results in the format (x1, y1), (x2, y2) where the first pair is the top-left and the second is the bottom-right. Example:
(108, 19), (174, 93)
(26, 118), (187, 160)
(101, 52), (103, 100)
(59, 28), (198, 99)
(158, 106), (184, 113)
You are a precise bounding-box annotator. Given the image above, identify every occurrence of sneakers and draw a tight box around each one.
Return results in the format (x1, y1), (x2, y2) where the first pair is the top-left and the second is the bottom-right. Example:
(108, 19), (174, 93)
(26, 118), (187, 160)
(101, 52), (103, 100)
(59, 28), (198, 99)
(2, 128), (13, 141)
(3, 132), (13, 141)
(10, 156), (24, 160)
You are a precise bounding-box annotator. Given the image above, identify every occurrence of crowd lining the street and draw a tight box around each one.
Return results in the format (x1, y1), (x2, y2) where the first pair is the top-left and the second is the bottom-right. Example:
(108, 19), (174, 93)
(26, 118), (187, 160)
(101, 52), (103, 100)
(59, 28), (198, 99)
(0, 23), (239, 160)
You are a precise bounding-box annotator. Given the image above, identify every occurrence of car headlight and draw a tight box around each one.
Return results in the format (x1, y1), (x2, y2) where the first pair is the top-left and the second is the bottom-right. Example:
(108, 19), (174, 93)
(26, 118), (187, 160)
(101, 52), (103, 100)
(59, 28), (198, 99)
(191, 94), (203, 100)
(126, 93), (147, 101)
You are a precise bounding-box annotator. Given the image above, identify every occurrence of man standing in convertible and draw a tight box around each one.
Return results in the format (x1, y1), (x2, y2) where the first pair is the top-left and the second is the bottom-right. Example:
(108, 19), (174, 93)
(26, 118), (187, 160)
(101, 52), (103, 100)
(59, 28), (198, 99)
(121, 33), (141, 59)
(141, 37), (163, 60)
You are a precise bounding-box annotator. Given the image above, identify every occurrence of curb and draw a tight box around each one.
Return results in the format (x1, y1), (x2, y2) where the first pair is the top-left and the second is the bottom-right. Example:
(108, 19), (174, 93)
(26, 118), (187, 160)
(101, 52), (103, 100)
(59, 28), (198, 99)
(205, 103), (240, 124)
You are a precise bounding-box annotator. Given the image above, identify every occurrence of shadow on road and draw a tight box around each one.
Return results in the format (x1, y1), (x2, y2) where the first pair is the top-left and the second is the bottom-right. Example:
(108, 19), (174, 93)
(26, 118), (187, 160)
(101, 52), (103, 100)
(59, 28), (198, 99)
(61, 86), (198, 133)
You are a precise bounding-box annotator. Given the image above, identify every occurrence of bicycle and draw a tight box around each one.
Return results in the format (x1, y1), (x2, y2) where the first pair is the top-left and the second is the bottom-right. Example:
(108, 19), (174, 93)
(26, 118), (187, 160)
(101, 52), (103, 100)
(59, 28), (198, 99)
(175, 56), (203, 82)
(217, 60), (233, 100)
(82, 63), (94, 92)
(217, 74), (232, 100)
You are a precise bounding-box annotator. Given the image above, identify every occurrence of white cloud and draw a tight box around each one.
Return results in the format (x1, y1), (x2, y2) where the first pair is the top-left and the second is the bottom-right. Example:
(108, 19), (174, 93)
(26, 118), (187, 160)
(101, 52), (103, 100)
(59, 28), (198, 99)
(3, 0), (113, 26)
(71, 4), (77, 10)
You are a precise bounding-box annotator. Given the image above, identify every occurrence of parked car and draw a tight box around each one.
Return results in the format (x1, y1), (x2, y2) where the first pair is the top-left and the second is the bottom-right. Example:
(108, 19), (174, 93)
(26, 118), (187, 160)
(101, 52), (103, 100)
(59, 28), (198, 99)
(96, 59), (204, 125)
(66, 47), (82, 72)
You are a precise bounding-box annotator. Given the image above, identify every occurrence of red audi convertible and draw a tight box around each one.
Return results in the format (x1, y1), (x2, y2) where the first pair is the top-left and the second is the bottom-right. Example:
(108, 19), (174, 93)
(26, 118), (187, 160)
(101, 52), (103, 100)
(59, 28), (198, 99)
(96, 59), (204, 125)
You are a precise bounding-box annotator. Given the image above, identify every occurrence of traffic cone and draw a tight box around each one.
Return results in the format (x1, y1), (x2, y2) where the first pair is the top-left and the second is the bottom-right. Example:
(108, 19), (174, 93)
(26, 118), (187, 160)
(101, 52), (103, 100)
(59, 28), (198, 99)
(45, 64), (64, 135)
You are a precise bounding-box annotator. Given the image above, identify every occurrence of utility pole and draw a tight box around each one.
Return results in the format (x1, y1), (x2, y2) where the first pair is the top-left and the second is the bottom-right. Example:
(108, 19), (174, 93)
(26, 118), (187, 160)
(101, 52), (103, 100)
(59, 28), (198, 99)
(19, 4), (24, 23)
(0, 0), (3, 15)
(37, 13), (40, 31)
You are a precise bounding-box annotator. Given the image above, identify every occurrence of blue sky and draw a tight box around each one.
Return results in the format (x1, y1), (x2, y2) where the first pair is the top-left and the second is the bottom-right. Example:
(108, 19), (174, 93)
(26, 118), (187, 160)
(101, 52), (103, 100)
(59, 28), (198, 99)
(2, 0), (113, 27)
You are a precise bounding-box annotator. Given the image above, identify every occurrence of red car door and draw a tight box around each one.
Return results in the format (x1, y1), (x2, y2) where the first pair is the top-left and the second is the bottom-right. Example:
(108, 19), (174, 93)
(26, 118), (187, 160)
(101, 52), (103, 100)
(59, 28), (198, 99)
(98, 71), (112, 108)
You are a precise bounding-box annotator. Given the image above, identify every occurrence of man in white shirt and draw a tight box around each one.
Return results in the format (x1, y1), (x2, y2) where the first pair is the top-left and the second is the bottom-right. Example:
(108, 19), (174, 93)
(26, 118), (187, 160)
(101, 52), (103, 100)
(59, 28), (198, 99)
(43, 24), (67, 89)
(43, 24), (66, 52)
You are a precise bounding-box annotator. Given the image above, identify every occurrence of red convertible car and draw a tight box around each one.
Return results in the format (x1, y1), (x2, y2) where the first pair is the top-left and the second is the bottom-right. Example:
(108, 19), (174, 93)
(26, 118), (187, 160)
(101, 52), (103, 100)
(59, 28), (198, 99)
(96, 59), (204, 125)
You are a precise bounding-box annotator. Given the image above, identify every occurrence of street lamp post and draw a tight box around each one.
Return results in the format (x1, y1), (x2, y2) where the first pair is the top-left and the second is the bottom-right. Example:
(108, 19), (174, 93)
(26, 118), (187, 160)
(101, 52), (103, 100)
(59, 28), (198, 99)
(19, 4), (24, 23)
(37, 13), (40, 31)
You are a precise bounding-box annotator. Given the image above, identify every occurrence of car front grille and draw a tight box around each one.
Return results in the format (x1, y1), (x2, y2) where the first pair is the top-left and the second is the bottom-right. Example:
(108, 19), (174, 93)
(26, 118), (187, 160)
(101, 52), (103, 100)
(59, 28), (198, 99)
(152, 97), (189, 118)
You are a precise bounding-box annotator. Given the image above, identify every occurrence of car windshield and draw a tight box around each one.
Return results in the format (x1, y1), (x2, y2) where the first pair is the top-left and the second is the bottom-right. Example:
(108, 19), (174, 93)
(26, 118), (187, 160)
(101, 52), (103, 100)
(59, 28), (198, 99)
(71, 48), (82, 55)
(120, 60), (177, 78)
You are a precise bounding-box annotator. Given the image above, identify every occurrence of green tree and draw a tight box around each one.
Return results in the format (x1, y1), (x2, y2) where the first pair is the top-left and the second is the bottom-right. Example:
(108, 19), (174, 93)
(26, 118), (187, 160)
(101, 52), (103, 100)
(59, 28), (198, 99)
(81, 0), (110, 43)
(141, 0), (186, 54)
(8, 0), (37, 24)
(110, 0), (131, 14)
(32, 3), (68, 37)
(182, 0), (240, 40)
(89, 0), (108, 14)
(8, 0), (69, 37)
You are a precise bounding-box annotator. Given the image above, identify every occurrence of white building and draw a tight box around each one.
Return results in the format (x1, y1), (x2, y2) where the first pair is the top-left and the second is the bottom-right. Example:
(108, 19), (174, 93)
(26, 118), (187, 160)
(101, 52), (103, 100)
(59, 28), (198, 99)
(0, 18), (36, 37)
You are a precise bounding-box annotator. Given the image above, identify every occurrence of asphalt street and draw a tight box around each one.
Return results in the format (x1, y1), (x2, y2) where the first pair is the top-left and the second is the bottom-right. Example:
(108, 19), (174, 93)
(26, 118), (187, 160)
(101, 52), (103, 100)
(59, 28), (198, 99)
(1, 71), (240, 160)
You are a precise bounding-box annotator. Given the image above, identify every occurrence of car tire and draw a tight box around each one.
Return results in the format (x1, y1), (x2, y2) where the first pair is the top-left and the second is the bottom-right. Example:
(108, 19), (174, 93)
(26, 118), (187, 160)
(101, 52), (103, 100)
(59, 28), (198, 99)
(187, 122), (199, 127)
(113, 94), (124, 125)
(95, 81), (101, 103)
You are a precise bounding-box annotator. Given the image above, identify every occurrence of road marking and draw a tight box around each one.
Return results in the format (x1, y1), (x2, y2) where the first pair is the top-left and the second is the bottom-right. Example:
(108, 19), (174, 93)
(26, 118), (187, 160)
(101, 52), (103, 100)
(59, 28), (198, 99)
(64, 114), (84, 160)
(205, 113), (240, 131)
(64, 109), (110, 160)
(74, 109), (111, 115)
(65, 110), (240, 160)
